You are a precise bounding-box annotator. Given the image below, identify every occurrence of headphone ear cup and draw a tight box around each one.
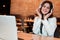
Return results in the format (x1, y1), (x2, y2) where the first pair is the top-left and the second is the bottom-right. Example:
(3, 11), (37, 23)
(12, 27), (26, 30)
(38, 5), (41, 12)
(39, 5), (41, 9)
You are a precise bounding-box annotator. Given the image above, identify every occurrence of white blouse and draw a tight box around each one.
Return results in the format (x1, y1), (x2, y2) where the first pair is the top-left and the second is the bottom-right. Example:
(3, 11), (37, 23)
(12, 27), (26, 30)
(32, 17), (57, 37)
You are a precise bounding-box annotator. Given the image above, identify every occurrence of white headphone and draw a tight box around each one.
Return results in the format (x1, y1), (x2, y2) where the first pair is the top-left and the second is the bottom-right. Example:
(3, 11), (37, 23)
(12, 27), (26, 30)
(38, 0), (54, 9)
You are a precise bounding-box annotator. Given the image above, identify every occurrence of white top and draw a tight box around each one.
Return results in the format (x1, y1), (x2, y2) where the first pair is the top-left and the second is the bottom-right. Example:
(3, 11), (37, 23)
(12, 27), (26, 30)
(32, 17), (57, 37)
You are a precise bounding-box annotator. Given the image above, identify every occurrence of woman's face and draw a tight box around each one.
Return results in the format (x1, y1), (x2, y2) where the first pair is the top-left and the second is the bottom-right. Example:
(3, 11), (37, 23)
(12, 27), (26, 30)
(41, 3), (50, 15)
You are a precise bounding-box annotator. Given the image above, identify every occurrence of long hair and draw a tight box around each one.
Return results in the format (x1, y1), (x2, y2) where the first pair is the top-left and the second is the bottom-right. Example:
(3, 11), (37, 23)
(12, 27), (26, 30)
(39, 1), (54, 34)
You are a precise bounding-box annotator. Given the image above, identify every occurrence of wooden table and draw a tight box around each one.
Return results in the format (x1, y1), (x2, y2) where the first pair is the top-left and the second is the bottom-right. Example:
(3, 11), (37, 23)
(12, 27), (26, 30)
(18, 32), (60, 40)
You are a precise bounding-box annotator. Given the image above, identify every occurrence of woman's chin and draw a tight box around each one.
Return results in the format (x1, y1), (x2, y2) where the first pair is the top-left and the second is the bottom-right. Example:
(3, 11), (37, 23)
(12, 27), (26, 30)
(42, 13), (47, 15)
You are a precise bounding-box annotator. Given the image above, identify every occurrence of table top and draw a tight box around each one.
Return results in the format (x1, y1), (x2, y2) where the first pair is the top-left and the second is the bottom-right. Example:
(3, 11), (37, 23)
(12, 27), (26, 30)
(18, 32), (60, 40)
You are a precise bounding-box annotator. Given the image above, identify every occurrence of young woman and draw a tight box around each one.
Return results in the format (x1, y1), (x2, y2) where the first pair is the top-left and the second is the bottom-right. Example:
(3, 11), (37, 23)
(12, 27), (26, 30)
(32, 1), (57, 37)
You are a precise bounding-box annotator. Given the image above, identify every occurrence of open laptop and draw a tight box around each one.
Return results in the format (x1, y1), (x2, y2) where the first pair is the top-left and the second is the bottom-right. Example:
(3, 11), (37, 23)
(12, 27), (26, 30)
(0, 15), (18, 40)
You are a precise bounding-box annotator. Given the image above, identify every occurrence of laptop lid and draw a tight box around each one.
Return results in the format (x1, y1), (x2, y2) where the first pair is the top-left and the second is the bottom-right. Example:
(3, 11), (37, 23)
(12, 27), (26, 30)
(0, 15), (18, 40)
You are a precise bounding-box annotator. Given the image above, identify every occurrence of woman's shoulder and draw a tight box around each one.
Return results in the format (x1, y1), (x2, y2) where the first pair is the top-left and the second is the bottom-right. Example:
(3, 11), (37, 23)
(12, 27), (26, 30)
(34, 16), (40, 19)
(34, 16), (41, 21)
(48, 17), (57, 21)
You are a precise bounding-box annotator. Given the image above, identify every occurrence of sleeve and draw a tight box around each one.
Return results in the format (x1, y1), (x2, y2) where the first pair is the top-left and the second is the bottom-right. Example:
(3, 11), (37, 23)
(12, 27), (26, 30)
(42, 17), (57, 37)
(32, 17), (42, 35)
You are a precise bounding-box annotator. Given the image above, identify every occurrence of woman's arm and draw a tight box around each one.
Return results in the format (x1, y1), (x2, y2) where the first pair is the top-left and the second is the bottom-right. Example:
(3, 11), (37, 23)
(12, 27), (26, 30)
(32, 17), (41, 35)
(42, 17), (57, 37)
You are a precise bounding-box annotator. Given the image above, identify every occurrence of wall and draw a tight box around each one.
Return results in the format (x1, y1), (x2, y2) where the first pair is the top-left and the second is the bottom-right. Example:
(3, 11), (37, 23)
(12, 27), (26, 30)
(10, 0), (60, 18)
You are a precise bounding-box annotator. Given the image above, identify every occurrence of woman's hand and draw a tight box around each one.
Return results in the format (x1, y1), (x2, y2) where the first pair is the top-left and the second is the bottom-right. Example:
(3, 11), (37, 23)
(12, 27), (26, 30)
(44, 9), (53, 20)
(36, 8), (42, 19)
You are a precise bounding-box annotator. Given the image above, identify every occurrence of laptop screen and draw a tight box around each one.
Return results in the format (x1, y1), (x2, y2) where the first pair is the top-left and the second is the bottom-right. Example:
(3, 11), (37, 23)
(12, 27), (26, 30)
(0, 15), (18, 40)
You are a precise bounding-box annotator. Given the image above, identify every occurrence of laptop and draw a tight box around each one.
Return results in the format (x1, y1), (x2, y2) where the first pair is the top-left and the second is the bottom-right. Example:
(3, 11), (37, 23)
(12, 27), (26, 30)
(0, 15), (18, 40)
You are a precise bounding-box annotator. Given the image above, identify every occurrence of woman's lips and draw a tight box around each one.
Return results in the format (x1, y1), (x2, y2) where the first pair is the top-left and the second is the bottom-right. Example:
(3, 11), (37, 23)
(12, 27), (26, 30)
(43, 10), (47, 12)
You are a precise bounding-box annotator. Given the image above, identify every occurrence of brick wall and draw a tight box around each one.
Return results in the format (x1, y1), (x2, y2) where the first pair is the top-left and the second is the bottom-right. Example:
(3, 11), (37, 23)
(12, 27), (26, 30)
(10, 0), (60, 18)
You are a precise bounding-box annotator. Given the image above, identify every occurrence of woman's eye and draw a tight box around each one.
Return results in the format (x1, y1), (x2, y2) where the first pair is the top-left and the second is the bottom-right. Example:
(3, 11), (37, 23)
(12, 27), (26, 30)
(43, 6), (46, 8)
(43, 5), (50, 10)
(47, 7), (50, 9)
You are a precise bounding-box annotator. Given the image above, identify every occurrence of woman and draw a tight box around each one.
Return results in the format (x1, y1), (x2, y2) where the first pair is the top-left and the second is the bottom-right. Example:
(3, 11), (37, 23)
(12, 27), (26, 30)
(32, 1), (57, 37)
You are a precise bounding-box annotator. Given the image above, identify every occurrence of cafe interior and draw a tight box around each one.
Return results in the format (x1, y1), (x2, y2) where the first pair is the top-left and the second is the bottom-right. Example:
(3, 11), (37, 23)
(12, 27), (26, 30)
(0, 0), (60, 40)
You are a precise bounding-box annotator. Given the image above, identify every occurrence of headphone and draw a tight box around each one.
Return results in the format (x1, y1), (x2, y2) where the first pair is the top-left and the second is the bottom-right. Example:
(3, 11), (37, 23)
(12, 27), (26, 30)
(38, 1), (54, 14)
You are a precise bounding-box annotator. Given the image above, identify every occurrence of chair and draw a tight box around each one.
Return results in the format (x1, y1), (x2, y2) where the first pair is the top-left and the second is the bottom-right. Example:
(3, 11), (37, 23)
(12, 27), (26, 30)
(54, 18), (60, 38)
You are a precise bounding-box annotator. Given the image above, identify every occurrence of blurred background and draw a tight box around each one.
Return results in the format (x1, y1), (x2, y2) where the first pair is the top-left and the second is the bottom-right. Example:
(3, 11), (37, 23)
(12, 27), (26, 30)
(0, 0), (60, 38)
(10, 0), (60, 18)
